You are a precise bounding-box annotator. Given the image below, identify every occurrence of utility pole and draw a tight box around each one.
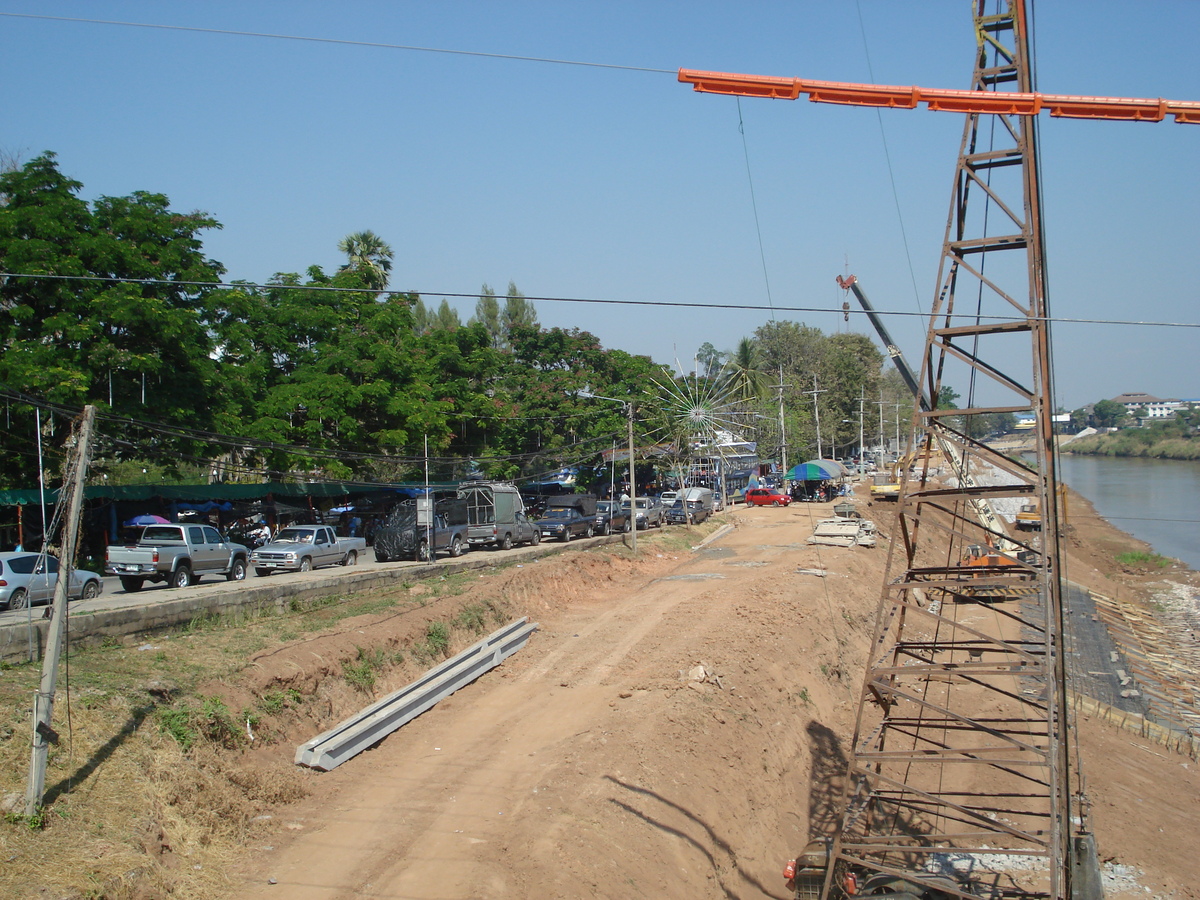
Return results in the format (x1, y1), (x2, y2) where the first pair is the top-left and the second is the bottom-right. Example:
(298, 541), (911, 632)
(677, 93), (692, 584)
(804, 375), (826, 460)
(774, 365), (789, 484)
(875, 393), (887, 459)
(857, 390), (866, 478)
(27, 405), (95, 816)
(626, 401), (637, 555)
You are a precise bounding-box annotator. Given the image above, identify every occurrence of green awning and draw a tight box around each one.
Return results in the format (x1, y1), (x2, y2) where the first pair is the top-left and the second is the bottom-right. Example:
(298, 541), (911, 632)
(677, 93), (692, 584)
(0, 481), (453, 507)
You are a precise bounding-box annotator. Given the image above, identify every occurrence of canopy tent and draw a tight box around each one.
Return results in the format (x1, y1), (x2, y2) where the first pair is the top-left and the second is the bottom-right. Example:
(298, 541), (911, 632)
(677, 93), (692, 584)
(787, 459), (849, 482)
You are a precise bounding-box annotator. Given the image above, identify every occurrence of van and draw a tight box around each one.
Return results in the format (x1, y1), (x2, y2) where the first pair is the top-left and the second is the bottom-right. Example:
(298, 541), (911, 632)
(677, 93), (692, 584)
(666, 487), (716, 524)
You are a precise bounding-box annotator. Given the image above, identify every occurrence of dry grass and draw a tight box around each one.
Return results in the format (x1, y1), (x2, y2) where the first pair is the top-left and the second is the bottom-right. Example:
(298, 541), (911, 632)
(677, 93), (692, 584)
(0, 562), (525, 900)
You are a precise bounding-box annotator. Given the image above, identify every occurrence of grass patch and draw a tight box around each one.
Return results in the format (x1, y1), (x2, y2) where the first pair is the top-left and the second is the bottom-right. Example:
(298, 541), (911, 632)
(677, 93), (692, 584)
(1115, 550), (1171, 569)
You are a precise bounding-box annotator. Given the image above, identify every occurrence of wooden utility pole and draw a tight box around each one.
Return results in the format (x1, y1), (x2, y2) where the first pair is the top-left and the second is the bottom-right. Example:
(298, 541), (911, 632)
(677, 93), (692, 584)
(26, 405), (95, 816)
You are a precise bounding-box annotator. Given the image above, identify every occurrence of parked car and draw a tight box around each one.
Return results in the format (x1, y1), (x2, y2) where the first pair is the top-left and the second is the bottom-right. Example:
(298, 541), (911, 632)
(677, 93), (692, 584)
(622, 496), (666, 529)
(1, 552), (103, 610)
(535, 507), (595, 542)
(374, 500), (471, 562)
(665, 488), (715, 525)
(250, 525), (367, 575)
(595, 500), (631, 535)
(744, 487), (792, 507)
(107, 524), (250, 591)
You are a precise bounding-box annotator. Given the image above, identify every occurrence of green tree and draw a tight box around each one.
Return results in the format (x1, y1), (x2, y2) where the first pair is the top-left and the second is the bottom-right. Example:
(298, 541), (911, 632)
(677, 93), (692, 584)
(433, 299), (462, 330)
(0, 153), (226, 485)
(337, 230), (394, 291)
(470, 283), (503, 348)
(695, 342), (725, 379)
(1092, 399), (1127, 428)
(724, 337), (766, 404)
(502, 281), (538, 335)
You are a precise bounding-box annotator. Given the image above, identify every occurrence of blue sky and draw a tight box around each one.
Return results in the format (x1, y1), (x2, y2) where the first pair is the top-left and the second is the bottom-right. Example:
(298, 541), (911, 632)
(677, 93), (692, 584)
(3, 1), (1197, 411)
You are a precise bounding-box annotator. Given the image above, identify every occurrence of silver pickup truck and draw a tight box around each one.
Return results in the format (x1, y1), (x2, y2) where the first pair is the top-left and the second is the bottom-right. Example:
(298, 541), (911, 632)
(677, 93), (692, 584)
(106, 524), (250, 592)
(250, 525), (367, 575)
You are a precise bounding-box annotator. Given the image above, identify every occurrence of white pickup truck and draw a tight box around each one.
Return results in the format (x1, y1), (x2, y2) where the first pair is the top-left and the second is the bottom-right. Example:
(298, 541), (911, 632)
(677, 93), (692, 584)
(250, 525), (367, 575)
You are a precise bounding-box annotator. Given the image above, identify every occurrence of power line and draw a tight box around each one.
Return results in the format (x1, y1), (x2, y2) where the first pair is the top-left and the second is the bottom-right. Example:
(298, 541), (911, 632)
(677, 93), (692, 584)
(0, 12), (674, 75)
(2, 271), (1196, 329)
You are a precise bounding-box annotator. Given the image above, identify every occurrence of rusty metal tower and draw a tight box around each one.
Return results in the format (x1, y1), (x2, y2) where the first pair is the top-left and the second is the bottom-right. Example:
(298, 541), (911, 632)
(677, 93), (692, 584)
(824, 4), (1079, 899)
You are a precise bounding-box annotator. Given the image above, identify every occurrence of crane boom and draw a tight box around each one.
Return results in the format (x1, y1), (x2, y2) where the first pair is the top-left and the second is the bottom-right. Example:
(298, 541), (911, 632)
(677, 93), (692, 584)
(836, 275), (927, 411)
(678, 68), (1200, 124)
(838, 274), (1018, 553)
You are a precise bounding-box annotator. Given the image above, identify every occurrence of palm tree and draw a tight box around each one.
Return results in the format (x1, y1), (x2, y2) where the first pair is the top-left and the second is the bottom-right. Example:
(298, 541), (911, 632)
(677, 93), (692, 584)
(337, 230), (394, 291)
(724, 337), (766, 403)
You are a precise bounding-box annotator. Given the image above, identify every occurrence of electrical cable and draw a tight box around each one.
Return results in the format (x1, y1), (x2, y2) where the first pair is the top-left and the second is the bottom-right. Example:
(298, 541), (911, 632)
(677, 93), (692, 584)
(854, 0), (925, 317)
(0, 12), (675, 75)
(2, 272), (1194, 329)
(735, 98), (774, 318)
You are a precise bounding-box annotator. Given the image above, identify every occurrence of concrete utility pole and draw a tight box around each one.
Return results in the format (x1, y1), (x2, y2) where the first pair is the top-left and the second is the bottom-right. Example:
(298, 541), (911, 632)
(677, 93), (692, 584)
(857, 390), (866, 477)
(626, 400), (637, 555)
(805, 375), (826, 460)
(774, 365), (789, 484)
(26, 405), (95, 816)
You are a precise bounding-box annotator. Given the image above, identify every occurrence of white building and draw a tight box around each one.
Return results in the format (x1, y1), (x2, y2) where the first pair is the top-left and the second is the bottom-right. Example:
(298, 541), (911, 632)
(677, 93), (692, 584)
(1110, 392), (1182, 419)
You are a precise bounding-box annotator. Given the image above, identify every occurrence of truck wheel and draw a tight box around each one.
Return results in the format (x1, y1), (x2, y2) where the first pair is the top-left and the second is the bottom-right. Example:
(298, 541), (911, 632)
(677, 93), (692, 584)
(559, 532), (570, 543)
(500, 533), (514, 552)
(449, 536), (463, 558)
(255, 568), (273, 577)
(170, 566), (192, 589)
(119, 576), (144, 593)
(227, 558), (247, 582)
(585, 524), (594, 538)
(7, 588), (28, 609)
(80, 580), (100, 600)
(415, 540), (431, 563)
(623, 519), (632, 533)
(374, 550), (390, 563)
(299, 557), (312, 573)
(530, 529), (540, 546)
(342, 550), (358, 566)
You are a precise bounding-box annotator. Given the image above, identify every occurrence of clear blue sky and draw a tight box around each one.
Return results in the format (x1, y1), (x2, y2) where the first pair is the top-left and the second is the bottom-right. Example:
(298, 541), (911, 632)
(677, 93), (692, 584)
(3, 1), (1197, 411)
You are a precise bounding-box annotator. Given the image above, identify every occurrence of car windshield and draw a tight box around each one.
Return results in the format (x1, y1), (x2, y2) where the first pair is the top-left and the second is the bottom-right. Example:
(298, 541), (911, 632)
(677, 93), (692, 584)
(275, 529), (313, 543)
(622, 499), (649, 509)
(543, 509), (572, 519)
(597, 501), (612, 513)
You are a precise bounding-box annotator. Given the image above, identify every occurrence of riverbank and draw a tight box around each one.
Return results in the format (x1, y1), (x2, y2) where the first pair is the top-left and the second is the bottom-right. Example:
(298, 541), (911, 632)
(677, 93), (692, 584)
(1064, 430), (1200, 460)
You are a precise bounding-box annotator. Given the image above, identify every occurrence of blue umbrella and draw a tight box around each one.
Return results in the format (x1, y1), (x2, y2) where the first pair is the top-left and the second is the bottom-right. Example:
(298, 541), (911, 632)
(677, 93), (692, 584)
(787, 459), (847, 481)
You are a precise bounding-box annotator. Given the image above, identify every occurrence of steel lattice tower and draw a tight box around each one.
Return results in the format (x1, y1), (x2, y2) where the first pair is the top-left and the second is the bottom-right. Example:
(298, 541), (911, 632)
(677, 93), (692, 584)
(823, 3), (1082, 899)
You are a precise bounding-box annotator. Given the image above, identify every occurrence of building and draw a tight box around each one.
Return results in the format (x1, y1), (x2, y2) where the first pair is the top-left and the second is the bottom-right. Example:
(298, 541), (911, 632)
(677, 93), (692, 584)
(1110, 392), (1183, 419)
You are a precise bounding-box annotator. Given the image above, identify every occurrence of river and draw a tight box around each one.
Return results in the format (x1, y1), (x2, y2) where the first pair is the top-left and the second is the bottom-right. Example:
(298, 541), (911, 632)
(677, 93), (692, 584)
(1055, 454), (1200, 571)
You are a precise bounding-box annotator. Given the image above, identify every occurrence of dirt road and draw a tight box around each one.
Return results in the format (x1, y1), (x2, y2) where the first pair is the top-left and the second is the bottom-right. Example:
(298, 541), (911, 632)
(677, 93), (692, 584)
(220, 498), (1200, 900)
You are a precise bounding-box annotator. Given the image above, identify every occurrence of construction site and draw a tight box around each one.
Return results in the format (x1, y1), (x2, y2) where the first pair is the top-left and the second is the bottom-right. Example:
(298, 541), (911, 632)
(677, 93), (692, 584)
(2, 2), (1198, 898)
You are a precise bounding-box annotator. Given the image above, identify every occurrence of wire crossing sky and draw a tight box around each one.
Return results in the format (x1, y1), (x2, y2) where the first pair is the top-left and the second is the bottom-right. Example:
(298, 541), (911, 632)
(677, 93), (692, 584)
(2, 1), (1197, 407)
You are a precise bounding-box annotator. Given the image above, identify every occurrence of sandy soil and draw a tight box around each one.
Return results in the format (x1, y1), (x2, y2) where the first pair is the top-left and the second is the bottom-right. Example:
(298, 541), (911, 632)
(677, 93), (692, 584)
(206, 492), (1200, 900)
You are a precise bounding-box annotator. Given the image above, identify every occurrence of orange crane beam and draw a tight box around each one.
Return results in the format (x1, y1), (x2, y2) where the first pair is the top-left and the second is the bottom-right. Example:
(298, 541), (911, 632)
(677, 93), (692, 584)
(678, 68), (1200, 124)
